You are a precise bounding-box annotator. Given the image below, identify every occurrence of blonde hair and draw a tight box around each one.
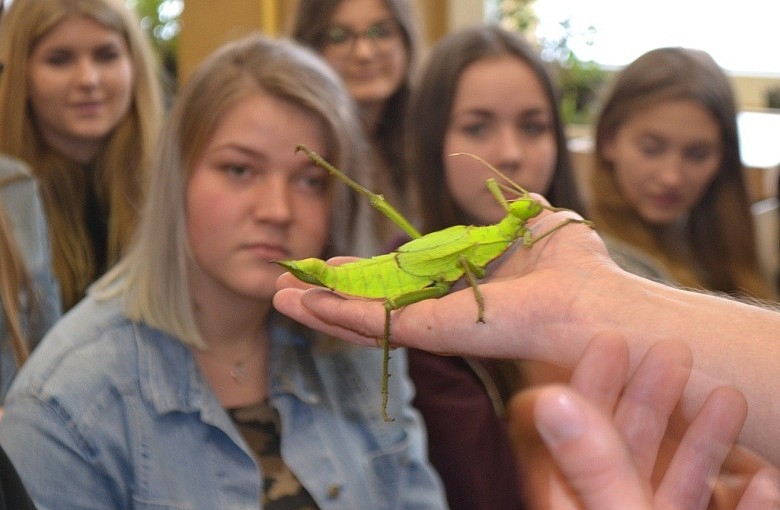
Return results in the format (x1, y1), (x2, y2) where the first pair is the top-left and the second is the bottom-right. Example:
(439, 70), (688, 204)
(0, 0), (163, 309)
(94, 34), (371, 348)
(591, 47), (773, 300)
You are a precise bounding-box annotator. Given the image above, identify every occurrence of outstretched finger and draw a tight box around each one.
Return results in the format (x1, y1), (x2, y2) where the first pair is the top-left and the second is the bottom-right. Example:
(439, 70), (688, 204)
(533, 386), (651, 510)
(568, 331), (630, 414)
(276, 271), (517, 356)
(656, 386), (748, 509)
(736, 468), (780, 509)
(614, 339), (693, 480)
(273, 287), (383, 346)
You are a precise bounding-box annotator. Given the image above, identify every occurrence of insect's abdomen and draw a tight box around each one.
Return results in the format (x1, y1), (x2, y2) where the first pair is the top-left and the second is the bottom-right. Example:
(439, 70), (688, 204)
(397, 224), (513, 277)
(276, 255), (434, 299)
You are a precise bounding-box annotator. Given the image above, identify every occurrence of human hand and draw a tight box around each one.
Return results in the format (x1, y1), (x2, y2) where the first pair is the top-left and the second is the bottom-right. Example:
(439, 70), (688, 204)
(510, 332), (780, 510)
(273, 203), (780, 470)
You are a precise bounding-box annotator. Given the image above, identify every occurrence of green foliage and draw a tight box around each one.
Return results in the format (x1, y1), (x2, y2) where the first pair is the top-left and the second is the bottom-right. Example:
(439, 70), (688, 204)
(126, 0), (181, 91)
(489, 1), (607, 125)
(540, 19), (606, 124)
(494, 0), (538, 33)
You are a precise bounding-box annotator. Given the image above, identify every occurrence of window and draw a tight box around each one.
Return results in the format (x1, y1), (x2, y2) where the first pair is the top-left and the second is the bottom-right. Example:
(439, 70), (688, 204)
(489, 0), (780, 76)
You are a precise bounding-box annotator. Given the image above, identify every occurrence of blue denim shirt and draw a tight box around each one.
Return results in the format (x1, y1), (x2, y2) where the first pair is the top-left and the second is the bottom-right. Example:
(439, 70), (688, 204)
(0, 157), (61, 399)
(0, 293), (447, 509)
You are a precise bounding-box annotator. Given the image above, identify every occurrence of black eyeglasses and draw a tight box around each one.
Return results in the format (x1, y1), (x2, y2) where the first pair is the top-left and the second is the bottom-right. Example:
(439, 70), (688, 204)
(323, 19), (402, 56)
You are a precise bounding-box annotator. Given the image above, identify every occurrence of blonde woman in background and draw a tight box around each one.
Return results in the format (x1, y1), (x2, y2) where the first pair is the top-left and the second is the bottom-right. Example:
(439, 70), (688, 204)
(0, 0), (163, 310)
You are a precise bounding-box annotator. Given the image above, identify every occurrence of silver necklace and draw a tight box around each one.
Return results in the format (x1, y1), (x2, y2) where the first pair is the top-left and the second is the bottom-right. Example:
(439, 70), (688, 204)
(201, 344), (263, 385)
(229, 361), (249, 383)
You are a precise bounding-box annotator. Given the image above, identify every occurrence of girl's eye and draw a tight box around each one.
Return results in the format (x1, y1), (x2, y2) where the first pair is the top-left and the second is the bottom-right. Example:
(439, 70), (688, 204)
(45, 52), (73, 66)
(520, 120), (550, 136)
(222, 163), (251, 178)
(638, 140), (665, 157)
(95, 47), (121, 63)
(461, 122), (488, 137)
(684, 146), (713, 163)
(297, 172), (329, 195)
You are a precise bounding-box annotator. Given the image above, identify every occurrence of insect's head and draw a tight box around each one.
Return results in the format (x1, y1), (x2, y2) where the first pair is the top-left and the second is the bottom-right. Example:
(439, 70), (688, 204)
(273, 259), (326, 286)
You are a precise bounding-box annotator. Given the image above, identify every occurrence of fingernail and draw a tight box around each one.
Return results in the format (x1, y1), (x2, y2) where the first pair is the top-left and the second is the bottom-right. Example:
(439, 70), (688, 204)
(536, 391), (587, 447)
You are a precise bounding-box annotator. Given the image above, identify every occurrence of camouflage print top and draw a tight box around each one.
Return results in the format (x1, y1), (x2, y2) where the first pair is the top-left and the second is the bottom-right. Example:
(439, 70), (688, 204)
(230, 401), (319, 510)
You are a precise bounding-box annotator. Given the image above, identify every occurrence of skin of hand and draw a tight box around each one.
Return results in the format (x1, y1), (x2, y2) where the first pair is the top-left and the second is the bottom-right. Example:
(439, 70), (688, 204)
(509, 331), (780, 510)
(273, 206), (780, 465)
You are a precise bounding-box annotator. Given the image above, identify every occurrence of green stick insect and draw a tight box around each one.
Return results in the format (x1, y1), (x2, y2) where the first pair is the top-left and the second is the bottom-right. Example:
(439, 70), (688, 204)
(276, 144), (592, 421)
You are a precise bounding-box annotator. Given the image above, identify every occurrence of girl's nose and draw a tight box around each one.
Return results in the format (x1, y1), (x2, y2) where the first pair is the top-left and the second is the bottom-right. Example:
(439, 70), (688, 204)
(656, 154), (686, 187)
(75, 59), (100, 88)
(253, 178), (292, 224)
(493, 126), (524, 173)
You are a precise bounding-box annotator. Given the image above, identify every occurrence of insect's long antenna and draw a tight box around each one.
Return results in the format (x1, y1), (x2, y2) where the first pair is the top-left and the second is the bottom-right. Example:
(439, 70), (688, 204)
(448, 152), (530, 196)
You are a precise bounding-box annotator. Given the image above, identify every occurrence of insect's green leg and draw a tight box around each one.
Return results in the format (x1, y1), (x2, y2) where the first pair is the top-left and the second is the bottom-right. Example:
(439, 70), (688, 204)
(295, 144), (422, 240)
(524, 216), (595, 247)
(457, 255), (487, 323)
(386, 284), (451, 309)
(378, 283), (451, 422)
(381, 305), (393, 422)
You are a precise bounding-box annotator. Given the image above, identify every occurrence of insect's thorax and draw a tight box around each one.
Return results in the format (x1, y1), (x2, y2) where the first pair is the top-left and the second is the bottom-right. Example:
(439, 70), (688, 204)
(496, 212), (529, 241)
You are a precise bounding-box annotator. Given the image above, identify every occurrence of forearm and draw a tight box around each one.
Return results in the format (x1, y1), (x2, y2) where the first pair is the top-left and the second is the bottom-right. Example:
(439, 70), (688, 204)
(569, 270), (780, 465)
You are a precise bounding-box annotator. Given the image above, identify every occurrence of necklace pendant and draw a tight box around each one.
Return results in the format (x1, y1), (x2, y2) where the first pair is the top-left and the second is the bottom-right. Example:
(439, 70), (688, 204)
(230, 362), (247, 383)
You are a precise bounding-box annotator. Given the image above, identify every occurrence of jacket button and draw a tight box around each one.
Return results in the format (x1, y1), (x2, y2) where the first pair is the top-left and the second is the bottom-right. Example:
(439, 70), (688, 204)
(326, 483), (341, 499)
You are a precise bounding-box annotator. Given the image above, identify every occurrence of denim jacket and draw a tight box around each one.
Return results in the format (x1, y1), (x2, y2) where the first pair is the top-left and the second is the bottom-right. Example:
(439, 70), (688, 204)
(0, 293), (447, 510)
(0, 156), (61, 399)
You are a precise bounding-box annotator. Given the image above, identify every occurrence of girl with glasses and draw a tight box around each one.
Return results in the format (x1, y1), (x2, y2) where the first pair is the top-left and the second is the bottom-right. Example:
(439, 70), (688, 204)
(289, 0), (423, 250)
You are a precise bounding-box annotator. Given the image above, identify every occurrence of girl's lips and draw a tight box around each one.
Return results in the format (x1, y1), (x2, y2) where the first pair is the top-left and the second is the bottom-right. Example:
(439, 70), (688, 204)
(71, 101), (103, 116)
(244, 243), (289, 260)
(647, 193), (683, 209)
(346, 68), (382, 81)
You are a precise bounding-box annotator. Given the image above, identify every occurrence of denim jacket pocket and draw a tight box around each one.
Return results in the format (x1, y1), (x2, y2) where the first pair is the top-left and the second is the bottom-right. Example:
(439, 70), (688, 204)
(366, 434), (416, 508)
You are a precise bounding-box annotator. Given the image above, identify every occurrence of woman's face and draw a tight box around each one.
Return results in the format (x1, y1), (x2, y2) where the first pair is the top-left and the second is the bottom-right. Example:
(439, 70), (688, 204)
(27, 14), (134, 163)
(320, 0), (407, 111)
(186, 92), (332, 305)
(602, 99), (722, 225)
(443, 55), (557, 225)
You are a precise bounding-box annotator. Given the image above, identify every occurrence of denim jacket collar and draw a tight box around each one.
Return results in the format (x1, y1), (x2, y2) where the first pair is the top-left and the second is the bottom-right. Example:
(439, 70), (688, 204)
(132, 321), (249, 449)
(133, 316), (323, 423)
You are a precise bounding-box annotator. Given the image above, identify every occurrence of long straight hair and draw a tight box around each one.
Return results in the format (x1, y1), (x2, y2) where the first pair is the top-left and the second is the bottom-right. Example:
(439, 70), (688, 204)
(591, 47), (773, 299)
(0, 0), (163, 309)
